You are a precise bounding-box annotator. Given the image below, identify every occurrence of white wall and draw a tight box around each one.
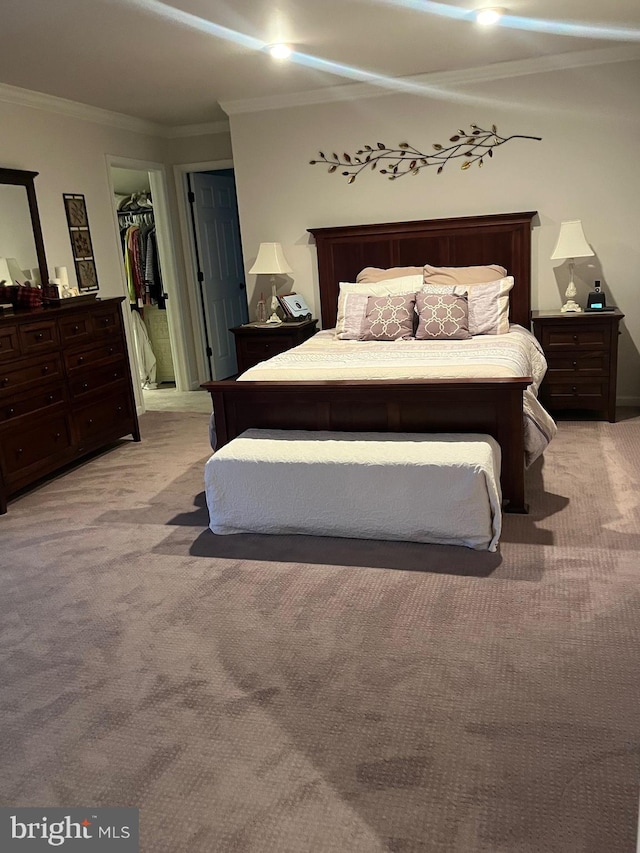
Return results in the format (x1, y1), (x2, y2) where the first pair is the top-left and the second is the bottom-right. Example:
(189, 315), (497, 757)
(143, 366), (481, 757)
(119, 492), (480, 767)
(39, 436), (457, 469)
(0, 97), (235, 395)
(229, 59), (640, 403)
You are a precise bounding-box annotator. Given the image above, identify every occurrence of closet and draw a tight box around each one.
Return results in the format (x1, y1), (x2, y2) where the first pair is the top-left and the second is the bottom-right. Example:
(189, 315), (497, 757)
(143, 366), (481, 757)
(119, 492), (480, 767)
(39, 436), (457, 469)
(115, 187), (175, 390)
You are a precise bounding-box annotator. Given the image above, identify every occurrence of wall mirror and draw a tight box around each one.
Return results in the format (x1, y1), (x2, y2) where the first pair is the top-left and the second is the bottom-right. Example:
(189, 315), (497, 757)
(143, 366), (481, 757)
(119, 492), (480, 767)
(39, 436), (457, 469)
(0, 167), (49, 288)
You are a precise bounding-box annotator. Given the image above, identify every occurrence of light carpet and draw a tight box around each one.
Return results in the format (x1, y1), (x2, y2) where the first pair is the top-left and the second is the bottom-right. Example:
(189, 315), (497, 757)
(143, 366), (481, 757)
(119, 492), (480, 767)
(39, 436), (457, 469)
(1, 410), (639, 853)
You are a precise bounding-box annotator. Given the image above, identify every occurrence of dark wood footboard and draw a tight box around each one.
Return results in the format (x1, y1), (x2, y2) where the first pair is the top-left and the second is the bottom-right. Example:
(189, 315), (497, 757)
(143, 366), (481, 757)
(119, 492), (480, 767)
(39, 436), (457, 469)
(202, 377), (531, 513)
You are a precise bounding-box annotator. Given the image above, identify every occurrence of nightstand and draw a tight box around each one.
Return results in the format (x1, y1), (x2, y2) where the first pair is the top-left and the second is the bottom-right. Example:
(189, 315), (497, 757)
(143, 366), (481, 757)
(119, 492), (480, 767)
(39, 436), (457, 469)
(231, 319), (318, 374)
(531, 309), (624, 422)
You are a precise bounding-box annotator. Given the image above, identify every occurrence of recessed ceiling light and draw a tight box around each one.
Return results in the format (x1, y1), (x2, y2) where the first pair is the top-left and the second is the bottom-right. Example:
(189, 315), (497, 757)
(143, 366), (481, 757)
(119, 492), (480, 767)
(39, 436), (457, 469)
(268, 44), (292, 60)
(475, 8), (503, 26)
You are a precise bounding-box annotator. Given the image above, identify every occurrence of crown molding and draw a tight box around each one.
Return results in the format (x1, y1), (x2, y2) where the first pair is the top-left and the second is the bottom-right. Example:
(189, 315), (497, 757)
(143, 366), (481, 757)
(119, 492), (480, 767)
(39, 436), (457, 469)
(220, 45), (640, 116)
(0, 81), (231, 139)
(0, 81), (163, 135)
(163, 120), (230, 138)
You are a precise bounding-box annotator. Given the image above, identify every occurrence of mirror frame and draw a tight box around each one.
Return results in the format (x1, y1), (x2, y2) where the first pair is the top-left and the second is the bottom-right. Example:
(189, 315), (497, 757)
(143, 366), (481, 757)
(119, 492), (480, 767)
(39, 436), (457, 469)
(0, 167), (49, 288)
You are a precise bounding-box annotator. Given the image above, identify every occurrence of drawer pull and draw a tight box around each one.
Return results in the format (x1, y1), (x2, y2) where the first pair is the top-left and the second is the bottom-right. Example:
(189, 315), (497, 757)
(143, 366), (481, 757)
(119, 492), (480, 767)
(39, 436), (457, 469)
(87, 418), (94, 426)
(73, 324), (80, 332)
(572, 386), (577, 393)
(42, 366), (49, 374)
(107, 347), (114, 355)
(572, 334), (578, 342)
(78, 356), (85, 365)
(572, 361), (577, 368)
(54, 432), (61, 440)
(113, 372), (119, 379)
(16, 448), (23, 456)
(47, 394), (54, 403)
(7, 407), (14, 416)
(0, 377), (8, 387)
(102, 317), (111, 326)
(35, 332), (43, 341)
(82, 382), (89, 390)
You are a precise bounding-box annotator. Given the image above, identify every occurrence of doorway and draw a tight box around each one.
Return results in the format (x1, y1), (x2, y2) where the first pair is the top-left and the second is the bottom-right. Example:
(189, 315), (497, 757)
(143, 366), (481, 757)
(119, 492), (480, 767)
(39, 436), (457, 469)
(107, 156), (203, 416)
(175, 162), (248, 381)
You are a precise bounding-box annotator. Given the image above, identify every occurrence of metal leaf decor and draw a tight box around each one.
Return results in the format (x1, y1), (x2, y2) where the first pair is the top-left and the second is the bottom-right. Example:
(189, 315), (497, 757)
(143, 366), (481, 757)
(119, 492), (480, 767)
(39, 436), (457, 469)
(309, 124), (541, 183)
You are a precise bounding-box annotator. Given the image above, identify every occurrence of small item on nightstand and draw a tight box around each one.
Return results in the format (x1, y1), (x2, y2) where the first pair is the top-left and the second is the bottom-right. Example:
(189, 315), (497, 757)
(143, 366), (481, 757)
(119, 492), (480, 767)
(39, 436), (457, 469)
(256, 292), (266, 323)
(586, 280), (615, 311)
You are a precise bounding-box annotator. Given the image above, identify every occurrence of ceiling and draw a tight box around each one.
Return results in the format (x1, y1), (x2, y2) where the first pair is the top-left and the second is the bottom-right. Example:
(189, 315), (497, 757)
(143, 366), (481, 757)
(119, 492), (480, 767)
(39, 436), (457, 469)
(1, 0), (638, 128)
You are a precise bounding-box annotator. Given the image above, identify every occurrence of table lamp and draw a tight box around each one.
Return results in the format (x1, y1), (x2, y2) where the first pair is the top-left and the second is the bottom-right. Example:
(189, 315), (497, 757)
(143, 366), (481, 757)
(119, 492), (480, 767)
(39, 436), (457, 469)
(550, 220), (594, 313)
(249, 242), (292, 324)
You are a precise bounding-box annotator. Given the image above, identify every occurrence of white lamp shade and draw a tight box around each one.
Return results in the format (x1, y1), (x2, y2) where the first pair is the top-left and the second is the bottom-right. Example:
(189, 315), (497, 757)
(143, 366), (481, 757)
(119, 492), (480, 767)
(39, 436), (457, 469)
(0, 257), (13, 284)
(550, 220), (594, 260)
(0, 257), (25, 284)
(249, 242), (292, 275)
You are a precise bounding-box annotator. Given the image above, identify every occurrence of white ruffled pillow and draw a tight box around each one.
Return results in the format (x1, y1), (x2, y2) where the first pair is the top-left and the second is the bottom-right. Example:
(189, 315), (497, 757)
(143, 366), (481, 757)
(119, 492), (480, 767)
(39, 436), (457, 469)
(422, 276), (514, 336)
(336, 275), (423, 339)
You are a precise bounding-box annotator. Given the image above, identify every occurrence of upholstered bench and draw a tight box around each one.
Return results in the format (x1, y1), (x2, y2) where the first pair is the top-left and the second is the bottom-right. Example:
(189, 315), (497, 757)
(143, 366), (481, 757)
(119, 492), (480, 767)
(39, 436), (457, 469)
(204, 429), (502, 551)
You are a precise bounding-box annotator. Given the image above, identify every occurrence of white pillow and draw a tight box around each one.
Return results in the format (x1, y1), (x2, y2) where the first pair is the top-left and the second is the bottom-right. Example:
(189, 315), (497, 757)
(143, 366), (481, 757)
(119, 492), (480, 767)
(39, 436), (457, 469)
(422, 276), (514, 335)
(336, 275), (423, 339)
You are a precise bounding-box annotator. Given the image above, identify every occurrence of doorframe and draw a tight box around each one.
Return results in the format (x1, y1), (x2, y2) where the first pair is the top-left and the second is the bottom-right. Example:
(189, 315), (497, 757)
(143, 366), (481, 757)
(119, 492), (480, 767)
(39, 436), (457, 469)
(105, 154), (195, 402)
(173, 158), (235, 385)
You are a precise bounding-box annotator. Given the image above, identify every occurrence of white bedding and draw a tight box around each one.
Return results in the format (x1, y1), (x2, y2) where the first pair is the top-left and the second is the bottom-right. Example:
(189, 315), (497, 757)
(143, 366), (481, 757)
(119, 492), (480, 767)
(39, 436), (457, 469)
(239, 325), (557, 465)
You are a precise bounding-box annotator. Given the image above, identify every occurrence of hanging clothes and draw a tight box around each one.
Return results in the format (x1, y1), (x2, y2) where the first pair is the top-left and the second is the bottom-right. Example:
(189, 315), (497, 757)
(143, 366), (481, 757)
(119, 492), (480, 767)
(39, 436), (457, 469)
(117, 198), (165, 308)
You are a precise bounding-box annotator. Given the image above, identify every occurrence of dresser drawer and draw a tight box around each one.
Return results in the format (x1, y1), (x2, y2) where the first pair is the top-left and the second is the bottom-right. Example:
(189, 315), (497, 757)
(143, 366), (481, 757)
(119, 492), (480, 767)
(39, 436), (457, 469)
(539, 324), (610, 351)
(0, 325), (19, 362)
(59, 312), (92, 345)
(91, 305), (122, 338)
(0, 412), (72, 477)
(74, 391), (133, 445)
(18, 319), (58, 354)
(65, 338), (124, 372)
(241, 338), (291, 362)
(0, 384), (66, 424)
(545, 350), (608, 376)
(69, 359), (128, 399)
(0, 353), (63, 397)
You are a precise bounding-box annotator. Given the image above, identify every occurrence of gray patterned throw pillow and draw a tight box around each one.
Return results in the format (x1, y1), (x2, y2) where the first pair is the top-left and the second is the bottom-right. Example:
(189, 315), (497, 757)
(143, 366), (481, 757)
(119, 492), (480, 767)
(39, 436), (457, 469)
(415, 292), (471, 340)
(359, 294), (416, 341)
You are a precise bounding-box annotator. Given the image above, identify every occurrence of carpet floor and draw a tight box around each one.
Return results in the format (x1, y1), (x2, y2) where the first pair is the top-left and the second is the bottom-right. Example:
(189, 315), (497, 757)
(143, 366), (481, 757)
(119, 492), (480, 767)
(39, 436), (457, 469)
(1, 410), (639, 853)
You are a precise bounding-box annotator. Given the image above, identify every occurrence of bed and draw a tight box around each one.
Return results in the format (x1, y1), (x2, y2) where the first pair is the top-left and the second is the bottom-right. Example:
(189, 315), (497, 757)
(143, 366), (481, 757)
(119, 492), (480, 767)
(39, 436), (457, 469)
(202, 211), (552, 513)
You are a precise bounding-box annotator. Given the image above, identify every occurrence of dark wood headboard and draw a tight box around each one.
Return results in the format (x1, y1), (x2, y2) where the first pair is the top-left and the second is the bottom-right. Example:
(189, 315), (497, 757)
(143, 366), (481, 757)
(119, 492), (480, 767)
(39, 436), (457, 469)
(308, 210), (536, 330)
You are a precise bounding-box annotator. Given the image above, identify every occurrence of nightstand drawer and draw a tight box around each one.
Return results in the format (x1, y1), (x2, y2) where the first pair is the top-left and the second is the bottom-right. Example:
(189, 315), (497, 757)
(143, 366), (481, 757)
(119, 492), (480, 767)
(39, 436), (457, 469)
(242, 338), (291, 361)
(541, 380), (607, 408)
(545, 351), (608, 376)
(539, 324), (610, 351)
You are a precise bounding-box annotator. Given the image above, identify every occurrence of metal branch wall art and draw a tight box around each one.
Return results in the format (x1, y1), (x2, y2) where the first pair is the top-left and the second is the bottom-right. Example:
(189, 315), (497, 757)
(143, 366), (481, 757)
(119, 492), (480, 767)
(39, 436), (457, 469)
(309, 124), (541, 184)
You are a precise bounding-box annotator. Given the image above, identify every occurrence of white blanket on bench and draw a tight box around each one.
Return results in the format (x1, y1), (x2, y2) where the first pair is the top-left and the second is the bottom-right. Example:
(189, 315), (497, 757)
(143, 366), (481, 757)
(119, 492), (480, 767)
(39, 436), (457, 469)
(204, 429), (502, 551)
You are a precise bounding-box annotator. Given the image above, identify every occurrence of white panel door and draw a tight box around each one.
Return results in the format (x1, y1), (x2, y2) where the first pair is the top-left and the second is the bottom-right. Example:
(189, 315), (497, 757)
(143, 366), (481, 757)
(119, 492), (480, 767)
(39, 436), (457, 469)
(190, 172), (247, 379)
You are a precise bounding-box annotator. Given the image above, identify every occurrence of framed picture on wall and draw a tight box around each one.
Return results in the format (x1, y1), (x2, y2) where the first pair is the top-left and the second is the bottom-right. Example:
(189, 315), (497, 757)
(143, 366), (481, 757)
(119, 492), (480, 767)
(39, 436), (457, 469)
(63, 193), (99, 292)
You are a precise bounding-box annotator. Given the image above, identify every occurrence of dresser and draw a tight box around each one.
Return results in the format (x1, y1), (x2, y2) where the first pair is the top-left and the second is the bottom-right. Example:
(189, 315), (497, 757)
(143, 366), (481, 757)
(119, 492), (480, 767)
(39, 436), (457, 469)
(531, 309), (624, 422)
(231, 319), (318, 374)
(0, 297), (140, 513)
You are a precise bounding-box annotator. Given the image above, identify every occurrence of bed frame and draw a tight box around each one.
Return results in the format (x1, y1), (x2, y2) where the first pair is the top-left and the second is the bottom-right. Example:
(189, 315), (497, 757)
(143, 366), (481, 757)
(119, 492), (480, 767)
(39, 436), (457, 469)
(203, 211), (537, 513)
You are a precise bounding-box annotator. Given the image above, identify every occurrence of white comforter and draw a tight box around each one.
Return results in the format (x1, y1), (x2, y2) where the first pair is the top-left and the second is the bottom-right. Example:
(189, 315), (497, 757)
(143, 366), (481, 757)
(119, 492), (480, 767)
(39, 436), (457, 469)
(239, 325), (557, 466)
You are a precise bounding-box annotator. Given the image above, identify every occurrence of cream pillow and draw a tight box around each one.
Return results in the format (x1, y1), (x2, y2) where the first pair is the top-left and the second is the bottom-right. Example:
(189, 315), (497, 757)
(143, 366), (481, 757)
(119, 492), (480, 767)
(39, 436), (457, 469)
(336, 275), (423, 338)
(422, 276), (514, 335)
(423, 263), (507, 287)
(356, 266), (423, 284)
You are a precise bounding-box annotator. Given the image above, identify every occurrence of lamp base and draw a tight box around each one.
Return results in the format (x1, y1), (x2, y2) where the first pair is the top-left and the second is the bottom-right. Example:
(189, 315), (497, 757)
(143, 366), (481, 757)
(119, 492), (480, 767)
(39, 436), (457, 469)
(561, 300), (582, 313)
